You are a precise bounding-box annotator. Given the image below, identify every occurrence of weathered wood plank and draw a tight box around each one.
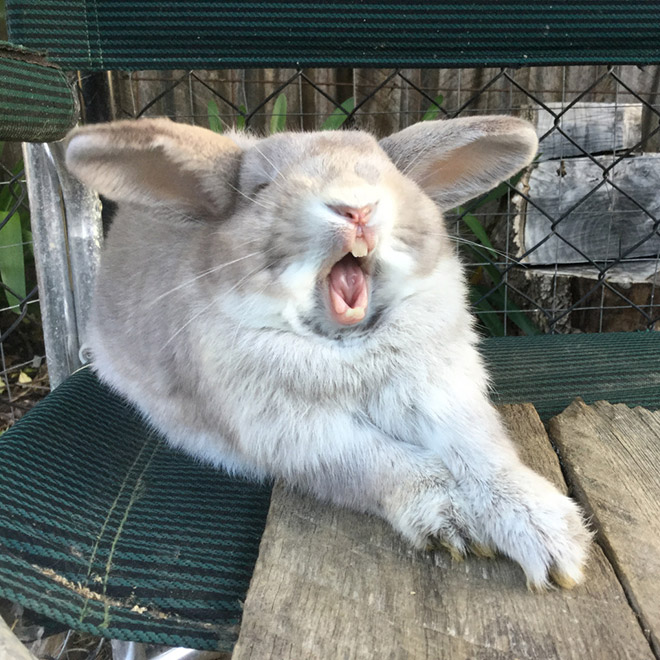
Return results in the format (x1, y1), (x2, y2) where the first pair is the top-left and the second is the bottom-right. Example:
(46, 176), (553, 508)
(518, 154), (660, 265)
(233, 404), (653, 660)
(549, 399), (660, 656)
(535, 102), (642, 161)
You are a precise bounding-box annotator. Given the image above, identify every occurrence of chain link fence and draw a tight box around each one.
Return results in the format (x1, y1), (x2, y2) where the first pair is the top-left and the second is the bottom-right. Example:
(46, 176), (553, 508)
(100, 65), (660, 336)
(1, 64), (659, 428)
(0, 144), (47, 431)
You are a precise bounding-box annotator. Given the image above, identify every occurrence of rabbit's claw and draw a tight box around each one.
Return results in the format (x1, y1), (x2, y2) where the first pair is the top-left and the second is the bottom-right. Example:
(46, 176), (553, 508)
(427, 536), (466, 562)
(469, 542), (496, 558)
(549, 568), (579, 590)
(394, 466), (590, 590)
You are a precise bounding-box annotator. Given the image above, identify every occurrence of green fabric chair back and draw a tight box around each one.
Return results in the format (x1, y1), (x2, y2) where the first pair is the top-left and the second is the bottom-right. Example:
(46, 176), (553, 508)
(7, 1), (660, 70)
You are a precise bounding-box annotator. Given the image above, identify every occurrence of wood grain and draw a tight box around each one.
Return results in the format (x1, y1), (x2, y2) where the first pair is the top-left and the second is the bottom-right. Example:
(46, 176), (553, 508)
(233, 404), (653, 660)
(521, 154), (660, 266)
(535, 102), (642, 161)
(549, 399), (660, 656)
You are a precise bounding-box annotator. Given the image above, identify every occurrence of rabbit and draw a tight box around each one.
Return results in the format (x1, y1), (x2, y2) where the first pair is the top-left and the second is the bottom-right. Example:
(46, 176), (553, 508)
(65, 115), (590, 591)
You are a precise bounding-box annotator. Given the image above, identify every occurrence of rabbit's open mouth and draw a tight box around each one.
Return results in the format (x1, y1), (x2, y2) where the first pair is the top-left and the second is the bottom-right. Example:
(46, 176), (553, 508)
(328, 254), (369, 325)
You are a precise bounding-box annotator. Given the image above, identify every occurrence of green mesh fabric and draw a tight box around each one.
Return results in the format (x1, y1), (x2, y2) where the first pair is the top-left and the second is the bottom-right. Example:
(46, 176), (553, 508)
(6, 1), (660, 70)
(0, 41), (78, 142)
(485, 331), (660, 420)
(0, 331), (659, 648)
(0, 367), (272, 651)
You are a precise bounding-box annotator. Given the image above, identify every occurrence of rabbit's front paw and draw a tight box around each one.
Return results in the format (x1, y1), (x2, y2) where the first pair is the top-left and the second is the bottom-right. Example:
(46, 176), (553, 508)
(479, 468), (591, 591)
(384, 474), (482, 560)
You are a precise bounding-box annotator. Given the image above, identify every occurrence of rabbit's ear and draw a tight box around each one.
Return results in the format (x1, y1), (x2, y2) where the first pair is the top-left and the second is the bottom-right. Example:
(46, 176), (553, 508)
(379, 116), (537, 210)
(65, 118), (242, 215)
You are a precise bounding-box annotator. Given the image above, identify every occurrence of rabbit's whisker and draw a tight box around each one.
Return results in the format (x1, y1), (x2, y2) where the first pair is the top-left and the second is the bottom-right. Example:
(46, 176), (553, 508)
(149, 248), (274, 306)
(162, 261), (271, 349)
(251, 144), (288, 191)
(224, 180), (272, 208)
(446, 235), (523, 264)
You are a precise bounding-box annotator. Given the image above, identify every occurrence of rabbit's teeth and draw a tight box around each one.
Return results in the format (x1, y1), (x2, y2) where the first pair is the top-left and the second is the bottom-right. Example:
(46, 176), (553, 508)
(350, 238), (369, 258)
(343, 307), (366, 322)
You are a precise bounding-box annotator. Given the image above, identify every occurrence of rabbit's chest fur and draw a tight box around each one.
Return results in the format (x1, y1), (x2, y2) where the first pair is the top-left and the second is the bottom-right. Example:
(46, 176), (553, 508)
(92, 214), (483, 477)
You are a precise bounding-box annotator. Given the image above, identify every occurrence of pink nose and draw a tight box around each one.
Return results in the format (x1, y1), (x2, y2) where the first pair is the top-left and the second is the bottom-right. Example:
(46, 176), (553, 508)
(328, 203), (375, 226)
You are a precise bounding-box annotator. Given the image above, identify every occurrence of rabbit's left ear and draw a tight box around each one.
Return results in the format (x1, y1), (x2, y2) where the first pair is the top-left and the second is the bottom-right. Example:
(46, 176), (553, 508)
(66, 118), (242, 216)
(379, 116), (538, 210)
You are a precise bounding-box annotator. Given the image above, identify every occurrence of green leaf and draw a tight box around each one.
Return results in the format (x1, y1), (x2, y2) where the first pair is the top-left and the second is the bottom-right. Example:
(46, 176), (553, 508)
(457, 208), (497, 260)
(421, 94), (444, 121)
(270, 94), (287, 134)
(207, 99), (223, 133)
(468, 170), (525, 211)
(463, 243), (502, 284)
(470, 288), (505, 336)
(21, 216), (33, 257)
(0, 206), (27, 312)
(0, 161), (30, 311)
(472, 284), (540, 336)
(487, 287), (541, 336)
(236, 104), (247, 131)
(321, 97), (355, 130)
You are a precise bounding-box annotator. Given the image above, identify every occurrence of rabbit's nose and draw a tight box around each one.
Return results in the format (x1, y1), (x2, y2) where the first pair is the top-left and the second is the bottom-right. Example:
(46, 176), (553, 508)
(328, 203), (375, 226)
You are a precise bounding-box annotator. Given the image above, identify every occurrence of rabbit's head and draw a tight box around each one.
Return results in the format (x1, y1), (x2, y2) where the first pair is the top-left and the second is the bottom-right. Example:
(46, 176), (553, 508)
(66, 116), (537, 340)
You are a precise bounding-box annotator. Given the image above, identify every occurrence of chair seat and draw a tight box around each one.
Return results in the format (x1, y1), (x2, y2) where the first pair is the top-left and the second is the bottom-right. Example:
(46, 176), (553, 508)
(0, 331), (658, 650)
(0, 367), (271, 651)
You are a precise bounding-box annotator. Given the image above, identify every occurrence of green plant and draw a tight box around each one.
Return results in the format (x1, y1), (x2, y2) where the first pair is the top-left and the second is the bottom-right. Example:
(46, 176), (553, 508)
(456, 171), (540, 336)
(270, 94), (288, 134)
(0, 145), (32, 313)
(208, 95), (356, 134)
(421, 94), (444, 121)
(207, 99), (248, 134)
(321, 97), (355, 130)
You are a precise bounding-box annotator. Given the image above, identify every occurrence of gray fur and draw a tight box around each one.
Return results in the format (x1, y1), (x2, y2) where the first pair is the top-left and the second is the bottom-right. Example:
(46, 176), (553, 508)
(65, 116), (590, 590)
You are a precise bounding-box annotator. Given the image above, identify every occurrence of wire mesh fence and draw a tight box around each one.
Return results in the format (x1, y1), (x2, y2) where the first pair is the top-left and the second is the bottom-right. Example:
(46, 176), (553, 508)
(98, 64), (660, 336)
(0, 144), (47, 431)
(1, 63), (660, 428)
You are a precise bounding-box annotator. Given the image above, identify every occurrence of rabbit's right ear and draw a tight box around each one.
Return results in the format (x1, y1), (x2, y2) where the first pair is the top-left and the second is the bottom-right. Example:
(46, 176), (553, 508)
(379, 116), (538, 210)
(65, 118), (242, 215)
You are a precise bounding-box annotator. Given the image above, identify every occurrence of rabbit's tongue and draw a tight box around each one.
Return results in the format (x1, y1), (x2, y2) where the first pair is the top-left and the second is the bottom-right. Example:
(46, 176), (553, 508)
(328, 255), (368, 325)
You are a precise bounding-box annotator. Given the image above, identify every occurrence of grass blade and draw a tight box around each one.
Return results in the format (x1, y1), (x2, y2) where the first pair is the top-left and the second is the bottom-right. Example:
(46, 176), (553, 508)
(484, 286), (541, 335)
(321, 97), (355, 130)
(457, 208), (497, 260)
(236, 104), (247, 131)
(0, 207), (26, 311)
(270, 94), (287, 134)
(208, 99), (223, 133)
(421, 95), (444, 121)
(470, 288), (505, 336)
